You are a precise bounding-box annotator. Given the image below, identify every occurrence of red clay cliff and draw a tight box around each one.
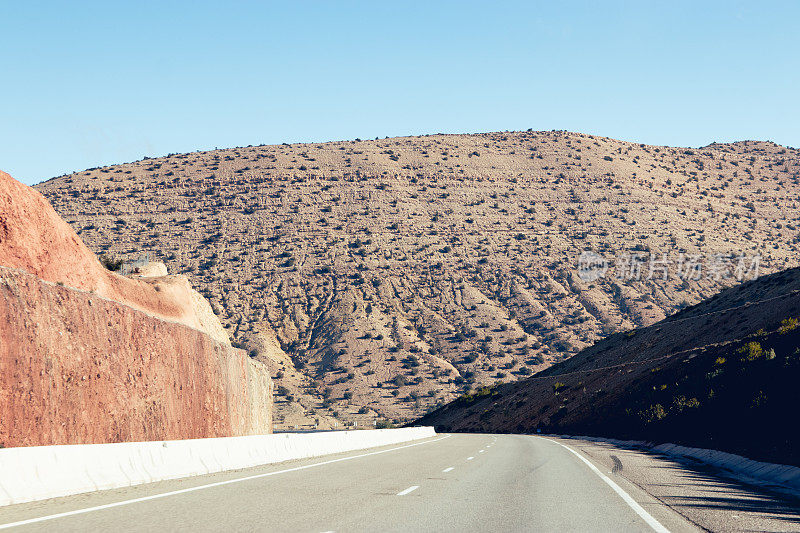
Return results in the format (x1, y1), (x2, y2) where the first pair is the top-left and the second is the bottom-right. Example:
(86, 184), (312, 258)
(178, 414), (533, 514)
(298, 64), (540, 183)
(0, 170), (271, 446)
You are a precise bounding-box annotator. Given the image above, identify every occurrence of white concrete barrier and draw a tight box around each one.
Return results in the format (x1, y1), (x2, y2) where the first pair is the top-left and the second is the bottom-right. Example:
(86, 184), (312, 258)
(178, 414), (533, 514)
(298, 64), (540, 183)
(649, 442), (800, 492)
(0, 427), (436, 507)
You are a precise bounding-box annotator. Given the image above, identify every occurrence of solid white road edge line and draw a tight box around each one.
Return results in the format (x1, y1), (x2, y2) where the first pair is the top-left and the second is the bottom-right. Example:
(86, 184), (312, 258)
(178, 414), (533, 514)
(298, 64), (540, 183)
(442, 467), (454, 473)
(540, 438), (669, 533)
(397, 486), (419, 496)
(0, 435), (451, 530)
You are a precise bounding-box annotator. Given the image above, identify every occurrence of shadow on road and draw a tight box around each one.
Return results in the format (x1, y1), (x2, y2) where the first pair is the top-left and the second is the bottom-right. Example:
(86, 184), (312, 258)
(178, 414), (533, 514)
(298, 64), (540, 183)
(634, 450), (800, 527)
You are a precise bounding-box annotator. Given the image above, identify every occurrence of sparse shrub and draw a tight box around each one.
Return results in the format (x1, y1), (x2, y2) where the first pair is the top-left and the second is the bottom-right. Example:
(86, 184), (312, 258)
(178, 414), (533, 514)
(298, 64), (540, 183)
(392, 375), (408, 387)
(672, 395), (700, 412)
(640, 403), (667, 423)
(779, 317), (800, 334)
(738, 341), (763, 362)
(751, 390), (767, 408)
(99, 254), (122, 271)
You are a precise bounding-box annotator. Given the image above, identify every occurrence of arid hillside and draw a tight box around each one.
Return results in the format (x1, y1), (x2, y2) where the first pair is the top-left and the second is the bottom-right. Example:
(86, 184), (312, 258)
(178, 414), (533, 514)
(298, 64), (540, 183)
(35, 131), (800, 427)
(416, 266), (800, 466)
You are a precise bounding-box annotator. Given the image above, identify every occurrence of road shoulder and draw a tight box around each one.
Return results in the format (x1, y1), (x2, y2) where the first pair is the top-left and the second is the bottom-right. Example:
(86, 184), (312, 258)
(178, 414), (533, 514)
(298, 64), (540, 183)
(547, 436), (800, 532)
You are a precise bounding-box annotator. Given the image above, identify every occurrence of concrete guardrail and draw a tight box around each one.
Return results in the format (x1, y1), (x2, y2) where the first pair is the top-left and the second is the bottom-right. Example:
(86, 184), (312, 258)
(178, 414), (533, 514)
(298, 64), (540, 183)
(0, 427), (436, 507)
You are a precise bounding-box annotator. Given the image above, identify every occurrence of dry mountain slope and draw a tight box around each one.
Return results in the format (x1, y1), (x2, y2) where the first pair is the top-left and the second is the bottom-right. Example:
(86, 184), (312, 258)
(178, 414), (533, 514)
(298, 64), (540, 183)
(416, 265), (800, 466)
(35, 131), (800, 427)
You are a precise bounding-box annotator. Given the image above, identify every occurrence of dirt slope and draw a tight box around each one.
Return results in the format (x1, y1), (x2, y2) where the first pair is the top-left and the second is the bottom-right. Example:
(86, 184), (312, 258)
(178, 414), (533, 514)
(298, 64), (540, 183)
(34, 131), (800, 426)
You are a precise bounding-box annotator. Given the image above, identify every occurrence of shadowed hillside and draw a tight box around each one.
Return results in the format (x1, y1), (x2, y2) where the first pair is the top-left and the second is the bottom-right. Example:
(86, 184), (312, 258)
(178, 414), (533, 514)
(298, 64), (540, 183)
(416, 266), (800, 466)
(35, 131), (800, 427)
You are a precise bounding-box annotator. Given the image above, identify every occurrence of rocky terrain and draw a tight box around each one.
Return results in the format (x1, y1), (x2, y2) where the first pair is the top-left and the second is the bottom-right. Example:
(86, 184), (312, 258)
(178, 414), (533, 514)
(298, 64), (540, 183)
(34, 131), (800, 427)
(417, 265), (800, 466)
(0, 170), (271, 446)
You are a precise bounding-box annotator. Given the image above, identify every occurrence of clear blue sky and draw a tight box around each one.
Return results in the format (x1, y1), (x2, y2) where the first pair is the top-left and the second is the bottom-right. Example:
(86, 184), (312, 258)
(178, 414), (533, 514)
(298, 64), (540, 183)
(2, 1), (798, 185)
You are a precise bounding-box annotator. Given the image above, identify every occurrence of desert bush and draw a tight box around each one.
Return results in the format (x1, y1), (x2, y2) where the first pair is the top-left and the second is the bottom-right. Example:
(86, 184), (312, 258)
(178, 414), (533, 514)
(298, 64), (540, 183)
(392, 375), (408, 387)
(738, 341), (763, 362)
(779, 317), (800, 334)
(672, 395), (700, 412)
(98, 254), (122, 271)
(640, 403), (667, 423)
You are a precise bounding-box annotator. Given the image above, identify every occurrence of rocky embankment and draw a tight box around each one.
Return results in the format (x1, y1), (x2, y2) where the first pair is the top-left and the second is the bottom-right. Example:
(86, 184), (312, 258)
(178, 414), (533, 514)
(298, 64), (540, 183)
(0, 170), (271, 446)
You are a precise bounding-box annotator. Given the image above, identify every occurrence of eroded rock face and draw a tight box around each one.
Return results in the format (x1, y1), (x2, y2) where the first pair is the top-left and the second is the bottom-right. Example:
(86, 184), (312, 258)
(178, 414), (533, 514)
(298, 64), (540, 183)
(0, 266), (271, 446)
(0, 170), (229, 344)
(0, 171), (271, 446)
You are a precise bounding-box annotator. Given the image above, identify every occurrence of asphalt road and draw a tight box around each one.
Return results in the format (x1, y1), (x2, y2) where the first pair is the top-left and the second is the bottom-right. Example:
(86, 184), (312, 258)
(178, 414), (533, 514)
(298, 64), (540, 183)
(0, 434), (797, 532)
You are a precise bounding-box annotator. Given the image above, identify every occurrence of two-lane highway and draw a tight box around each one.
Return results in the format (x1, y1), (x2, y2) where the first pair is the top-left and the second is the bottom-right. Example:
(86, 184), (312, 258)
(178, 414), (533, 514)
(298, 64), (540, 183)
(0, 434), (728, 531)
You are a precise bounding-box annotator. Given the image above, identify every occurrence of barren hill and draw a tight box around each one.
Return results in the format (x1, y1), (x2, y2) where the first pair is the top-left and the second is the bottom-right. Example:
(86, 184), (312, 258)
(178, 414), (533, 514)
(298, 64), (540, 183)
(35, 131), (800, 427)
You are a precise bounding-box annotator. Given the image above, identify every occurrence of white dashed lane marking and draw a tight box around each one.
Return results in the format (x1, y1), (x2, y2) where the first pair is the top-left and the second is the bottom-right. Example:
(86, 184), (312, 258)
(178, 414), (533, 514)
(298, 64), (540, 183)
(397, 486), (419, 496)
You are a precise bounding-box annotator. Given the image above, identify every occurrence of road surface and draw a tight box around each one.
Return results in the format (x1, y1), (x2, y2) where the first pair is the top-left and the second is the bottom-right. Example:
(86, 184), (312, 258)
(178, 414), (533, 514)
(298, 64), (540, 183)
(1, 434), (798, 532)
